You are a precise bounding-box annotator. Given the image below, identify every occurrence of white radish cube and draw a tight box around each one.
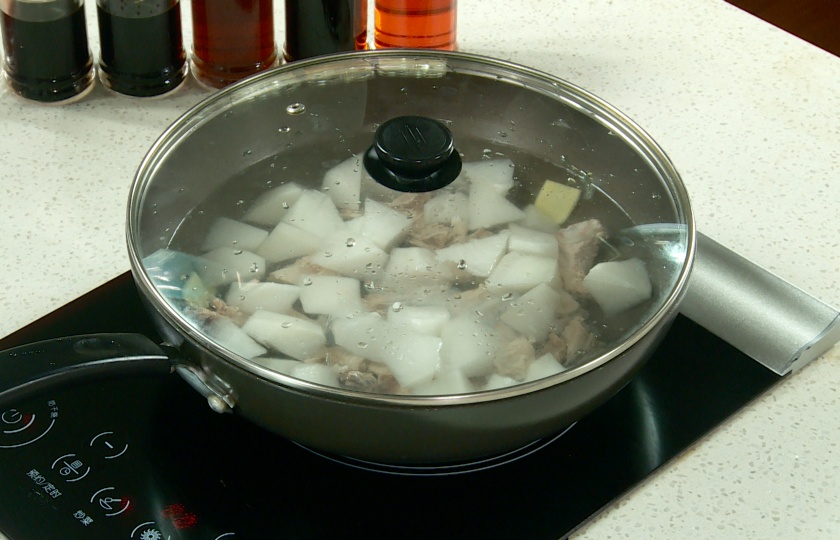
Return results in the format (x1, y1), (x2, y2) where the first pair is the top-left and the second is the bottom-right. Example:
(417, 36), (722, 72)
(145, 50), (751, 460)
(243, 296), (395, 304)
(387, 305), (450, 336)
(583, 258), (652, 316)
(242, 310), (326, 361)
(243, 183), (304, 227)
(357, 198), (413, 251)
(198, 248), (265, 287)
(446, 286), (517, 322)
(205, 317), (267, 359)
(484, 373), (520, 391)
(413, 369), (472, 395)
(344, 216), (363, 236)
(310, 235), (389, 279)
(289, 363), (340, 387)
(182, 272), (215, 309)
(486, 252), (558, 293)
(525, 353), (566, 381)
(298, 275), (362, 316)
(519, 204), (560, 233)
(440, 317), (499, 377)
(225, 281), (300, 314)
(250, 356), (301, 375)
(282, 189), (347, 239)
(435, 231), (510, 278)
(257, 222), (323, 263)
(500, 283), (563, 342)
(360, 166), (402, 203)
(555, 288), (580, 317)
(468, 181), (526, 230)
(423, 191), (469, 225)
(202, 217), (269, 253)
(323, 155), (363, 211)
(377, 326), (442, 388)
(331, 311), (388, 359)
(507, 223), (559, 259)
(461, 159), (515, 195)
(382, 247), (454, 291)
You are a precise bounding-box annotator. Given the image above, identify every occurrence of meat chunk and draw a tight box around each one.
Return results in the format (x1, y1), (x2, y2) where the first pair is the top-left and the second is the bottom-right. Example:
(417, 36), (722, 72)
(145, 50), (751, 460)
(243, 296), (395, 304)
(493, 335), (536, 380)
(560, 318), (600, 369)
(408, 216), (468, 250)
(194, 297), (247, 326)
(326, 347), (403, 393)
(555, 219), (607, 296)
(267, 256), (338, 285)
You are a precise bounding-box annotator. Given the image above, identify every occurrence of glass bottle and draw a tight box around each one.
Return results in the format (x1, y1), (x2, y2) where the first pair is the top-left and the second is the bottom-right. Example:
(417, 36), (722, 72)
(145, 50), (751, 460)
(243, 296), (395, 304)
(96, 0), (187, 97)
(190, 0), (277, 89)
(374, 0), (456, 50)
(283, 0), (367, 62)
(0, 0), (94, 102)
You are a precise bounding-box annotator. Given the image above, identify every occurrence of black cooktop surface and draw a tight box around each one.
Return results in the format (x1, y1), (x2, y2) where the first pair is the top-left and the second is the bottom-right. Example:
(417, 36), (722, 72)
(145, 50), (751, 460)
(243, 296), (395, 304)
(0, 273), (781, 540)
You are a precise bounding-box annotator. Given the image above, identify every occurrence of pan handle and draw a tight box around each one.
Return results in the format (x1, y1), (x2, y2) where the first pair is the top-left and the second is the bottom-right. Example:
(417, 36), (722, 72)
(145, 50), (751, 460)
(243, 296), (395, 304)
(0, 334), (173, 408)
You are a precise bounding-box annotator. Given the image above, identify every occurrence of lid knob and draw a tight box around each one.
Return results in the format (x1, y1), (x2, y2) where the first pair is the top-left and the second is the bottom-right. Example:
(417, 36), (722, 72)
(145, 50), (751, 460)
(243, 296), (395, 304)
(364, 115), (462, 193)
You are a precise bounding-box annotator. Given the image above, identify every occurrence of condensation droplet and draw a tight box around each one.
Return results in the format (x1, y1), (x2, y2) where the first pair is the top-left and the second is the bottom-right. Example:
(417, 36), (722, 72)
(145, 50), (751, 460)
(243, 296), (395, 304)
(457, 259), (467, 270)
(302, 277), (313, 286)
(281, 322), (292, 328)
(391, 302), (404, 312)
(278, 126), (291, 133)
(345, 238), (356, 247)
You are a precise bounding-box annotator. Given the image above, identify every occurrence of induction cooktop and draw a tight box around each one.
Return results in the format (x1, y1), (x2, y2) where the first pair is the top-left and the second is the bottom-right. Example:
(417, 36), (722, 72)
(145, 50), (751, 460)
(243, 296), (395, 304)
(0, 272), (781, 539)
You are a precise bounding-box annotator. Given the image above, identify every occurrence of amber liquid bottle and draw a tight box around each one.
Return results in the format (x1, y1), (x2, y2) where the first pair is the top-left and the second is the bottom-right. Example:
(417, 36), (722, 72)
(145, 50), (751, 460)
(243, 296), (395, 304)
(374, 0), (456, 50)
(191, 0), (277, 88)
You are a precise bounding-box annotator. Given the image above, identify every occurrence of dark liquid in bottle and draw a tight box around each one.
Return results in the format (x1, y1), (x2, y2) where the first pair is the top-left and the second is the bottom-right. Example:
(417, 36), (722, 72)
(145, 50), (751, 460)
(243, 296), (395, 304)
(283, 0), (367, 62)
(374, 0), (456, 50)
(0, 3), (93, 102)
(191, 0), (277, 88)
(97, 1), (186, 97)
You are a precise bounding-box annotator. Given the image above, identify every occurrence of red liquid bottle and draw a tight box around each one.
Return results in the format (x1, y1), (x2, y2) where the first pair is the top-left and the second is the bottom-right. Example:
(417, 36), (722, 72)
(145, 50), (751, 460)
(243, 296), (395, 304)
(191, 0), (277, 89)
(0, 0), (94, 102)
(374, 0), (456, 50)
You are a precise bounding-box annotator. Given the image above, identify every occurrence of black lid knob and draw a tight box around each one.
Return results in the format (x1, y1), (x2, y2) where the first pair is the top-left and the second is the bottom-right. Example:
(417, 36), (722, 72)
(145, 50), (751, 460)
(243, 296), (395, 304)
(364, 116), (461, 193)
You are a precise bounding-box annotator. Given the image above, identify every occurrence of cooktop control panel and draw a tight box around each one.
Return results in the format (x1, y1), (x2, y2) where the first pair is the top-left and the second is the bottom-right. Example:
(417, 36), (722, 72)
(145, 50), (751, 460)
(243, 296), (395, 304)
(0, 376), (240, 540)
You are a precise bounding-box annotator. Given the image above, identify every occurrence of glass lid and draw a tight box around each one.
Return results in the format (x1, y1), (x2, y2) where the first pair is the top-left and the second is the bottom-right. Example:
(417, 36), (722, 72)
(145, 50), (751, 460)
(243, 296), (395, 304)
(128, 51), (694, 398)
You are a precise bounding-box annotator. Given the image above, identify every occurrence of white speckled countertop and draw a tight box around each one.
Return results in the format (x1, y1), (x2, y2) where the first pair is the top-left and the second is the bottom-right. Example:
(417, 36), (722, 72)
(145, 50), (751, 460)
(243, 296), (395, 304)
(1, 0), (838, 538)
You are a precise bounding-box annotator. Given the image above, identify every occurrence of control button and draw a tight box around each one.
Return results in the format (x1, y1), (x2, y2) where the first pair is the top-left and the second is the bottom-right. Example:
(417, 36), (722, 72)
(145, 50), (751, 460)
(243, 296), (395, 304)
(214, 534), (236, 539)
(130, 521), (171, 540)
(2, 408), (23, 424)
(90, 487), (131, 517)
(0, 400), (57, 449)
(1, 409), (34, 434)
(51, 453), (91, 482)
(90, 431), (128, 459)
